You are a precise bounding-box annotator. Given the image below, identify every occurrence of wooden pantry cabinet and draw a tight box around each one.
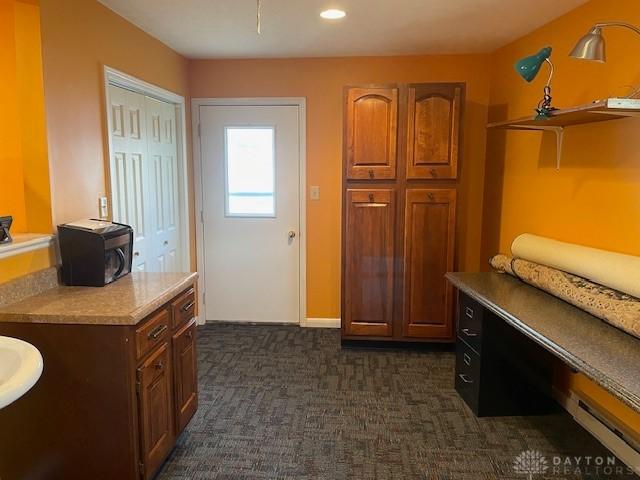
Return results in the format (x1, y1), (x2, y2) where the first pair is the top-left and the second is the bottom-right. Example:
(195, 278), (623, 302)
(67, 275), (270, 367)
(342, 83), (464, 342)
(0, 286), (198, 480)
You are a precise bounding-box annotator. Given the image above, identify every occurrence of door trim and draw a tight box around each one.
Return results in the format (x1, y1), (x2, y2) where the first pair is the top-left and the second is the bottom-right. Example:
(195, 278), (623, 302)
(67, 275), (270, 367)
(192, 97), (307, 326)
(102, 66), (192, 277)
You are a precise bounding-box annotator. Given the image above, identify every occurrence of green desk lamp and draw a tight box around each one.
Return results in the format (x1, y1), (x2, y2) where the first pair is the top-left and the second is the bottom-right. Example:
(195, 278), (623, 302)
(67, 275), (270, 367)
(514, 47), (557, 119)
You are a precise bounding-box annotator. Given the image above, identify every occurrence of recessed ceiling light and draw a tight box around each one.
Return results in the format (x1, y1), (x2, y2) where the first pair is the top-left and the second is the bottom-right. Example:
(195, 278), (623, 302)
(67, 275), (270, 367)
(320, 9), (346, 20)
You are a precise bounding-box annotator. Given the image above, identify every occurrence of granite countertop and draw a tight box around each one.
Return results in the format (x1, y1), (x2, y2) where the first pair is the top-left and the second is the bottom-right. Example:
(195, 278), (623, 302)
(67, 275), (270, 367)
(0, 271), (198, 326)
(446, 272), (640, 413)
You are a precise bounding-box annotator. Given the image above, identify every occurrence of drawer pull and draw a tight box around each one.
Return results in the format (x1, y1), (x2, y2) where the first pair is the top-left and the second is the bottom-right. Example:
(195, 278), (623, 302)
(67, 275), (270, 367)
(463, 353), (471, 366)
(181, 301), (195, 312)
(461, 328), (478, 338)
(148, 324), (168, 340)
(465, 307), (474, 318)
(458, 373), (474, 384)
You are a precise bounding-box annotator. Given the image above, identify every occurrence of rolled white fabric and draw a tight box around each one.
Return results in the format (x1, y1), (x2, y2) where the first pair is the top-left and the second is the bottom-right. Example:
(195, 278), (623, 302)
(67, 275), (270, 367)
(511, 233), (640, 299)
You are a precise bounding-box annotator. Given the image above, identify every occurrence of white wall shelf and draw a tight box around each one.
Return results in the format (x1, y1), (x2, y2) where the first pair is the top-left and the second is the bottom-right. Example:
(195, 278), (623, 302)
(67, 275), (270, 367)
(0, 233), (54, 260)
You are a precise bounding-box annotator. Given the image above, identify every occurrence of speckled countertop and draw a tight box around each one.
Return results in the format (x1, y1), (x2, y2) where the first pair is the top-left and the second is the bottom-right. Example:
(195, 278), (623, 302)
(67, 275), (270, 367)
(446, 272), (640, 413)
(0, 271), (198, 326)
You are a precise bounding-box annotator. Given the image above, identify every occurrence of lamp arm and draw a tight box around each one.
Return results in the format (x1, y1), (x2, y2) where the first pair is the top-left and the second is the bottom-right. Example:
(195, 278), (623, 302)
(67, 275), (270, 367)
(593, 22), (640, 36)
(544, 57), (554, 87)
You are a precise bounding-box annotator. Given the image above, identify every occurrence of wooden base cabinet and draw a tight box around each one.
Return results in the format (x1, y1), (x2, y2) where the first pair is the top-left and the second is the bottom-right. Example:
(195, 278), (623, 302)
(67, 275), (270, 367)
(342, 83), (464, 343)
(0, 286), (198, 480)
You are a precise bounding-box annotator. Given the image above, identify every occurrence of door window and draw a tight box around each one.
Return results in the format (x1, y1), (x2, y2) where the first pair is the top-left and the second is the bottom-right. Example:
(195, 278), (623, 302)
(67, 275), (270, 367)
(224, 127), (275, 217)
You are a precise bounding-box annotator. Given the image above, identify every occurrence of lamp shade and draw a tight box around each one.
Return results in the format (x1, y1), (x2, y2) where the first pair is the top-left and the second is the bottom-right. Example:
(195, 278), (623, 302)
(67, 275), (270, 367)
(569, 27), (606, 62)
(514, 47), (552, 82)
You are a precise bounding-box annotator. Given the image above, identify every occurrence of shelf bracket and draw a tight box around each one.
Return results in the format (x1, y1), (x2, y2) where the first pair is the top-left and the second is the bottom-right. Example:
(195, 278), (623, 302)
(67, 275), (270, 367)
(506, 125), (565, 170)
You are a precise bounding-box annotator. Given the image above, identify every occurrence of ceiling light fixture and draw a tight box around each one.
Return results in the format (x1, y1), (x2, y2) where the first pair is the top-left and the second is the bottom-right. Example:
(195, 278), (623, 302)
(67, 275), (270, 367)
(320, 9), (346, 20)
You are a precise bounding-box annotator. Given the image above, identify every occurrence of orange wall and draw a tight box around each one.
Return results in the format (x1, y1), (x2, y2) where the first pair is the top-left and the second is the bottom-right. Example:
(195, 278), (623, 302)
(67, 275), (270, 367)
(0, 0), (51, 234)
(190, 56), (491, 318)
(484, 0), (640, 433)
(39, 0), (191, 228)
(0, 0), (27, 232)
(0, 0), (54, 284)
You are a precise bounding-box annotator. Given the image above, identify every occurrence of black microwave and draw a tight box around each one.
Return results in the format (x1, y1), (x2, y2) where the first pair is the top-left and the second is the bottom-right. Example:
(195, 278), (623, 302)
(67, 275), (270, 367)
(58, 219), (134, 287)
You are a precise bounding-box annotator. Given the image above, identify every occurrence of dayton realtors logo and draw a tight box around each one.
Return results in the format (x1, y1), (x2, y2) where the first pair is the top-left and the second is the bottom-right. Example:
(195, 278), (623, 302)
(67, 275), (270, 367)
(513, 450), (548, 479)
(513, 450), (636, 478)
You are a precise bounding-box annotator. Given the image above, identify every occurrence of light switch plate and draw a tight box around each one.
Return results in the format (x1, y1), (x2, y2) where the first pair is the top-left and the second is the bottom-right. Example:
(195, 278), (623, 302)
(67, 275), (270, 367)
(98, 196), (108, 220)
(310, 186), (320, 201)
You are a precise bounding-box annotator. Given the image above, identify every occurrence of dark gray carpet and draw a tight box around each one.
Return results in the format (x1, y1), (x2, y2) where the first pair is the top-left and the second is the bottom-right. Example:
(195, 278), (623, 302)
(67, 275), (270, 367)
(159, 324), (637, 479)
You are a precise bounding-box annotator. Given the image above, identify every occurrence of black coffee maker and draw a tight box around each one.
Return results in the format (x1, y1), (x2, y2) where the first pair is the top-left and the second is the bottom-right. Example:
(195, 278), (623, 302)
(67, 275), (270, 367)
(0, 216), (12, 244)
(58, 219), (133, 287)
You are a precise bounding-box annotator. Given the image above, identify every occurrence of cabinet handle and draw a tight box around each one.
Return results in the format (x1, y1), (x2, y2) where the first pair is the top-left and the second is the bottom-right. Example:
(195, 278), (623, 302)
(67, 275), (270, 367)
(461, 328), (478, 338)
(465, 307), (474, 318)
(458, 373), (474, 384)
(181, 301), (195, 312)
(368, 169), (374, 179)
(148, 324), (167, 340)
(430, 168), (437, 177)
(463, 353), (471, 366)
(186, 330), (193, 340)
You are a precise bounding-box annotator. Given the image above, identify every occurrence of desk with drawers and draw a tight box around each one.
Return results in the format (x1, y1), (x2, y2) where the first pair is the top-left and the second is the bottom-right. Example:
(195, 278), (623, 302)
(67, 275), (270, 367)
(446, 272), (640, 417)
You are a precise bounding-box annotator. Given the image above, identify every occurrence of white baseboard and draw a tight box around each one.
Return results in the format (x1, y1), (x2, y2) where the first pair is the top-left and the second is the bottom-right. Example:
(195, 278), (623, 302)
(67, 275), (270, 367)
(301, 317), (341, 328)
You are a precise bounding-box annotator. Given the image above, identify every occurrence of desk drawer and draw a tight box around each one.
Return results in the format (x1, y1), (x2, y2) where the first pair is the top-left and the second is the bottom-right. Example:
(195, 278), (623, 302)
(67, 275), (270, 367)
(136, 308), (170, 360)
(457, 292), (482, 353)
(455, 339), (481, 413)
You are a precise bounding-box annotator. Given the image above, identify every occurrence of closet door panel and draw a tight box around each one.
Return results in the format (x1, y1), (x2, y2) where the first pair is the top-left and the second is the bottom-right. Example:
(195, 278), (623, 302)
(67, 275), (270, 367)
(406, 83), (463, 179)
(343, 189), (395, 337)
(345, 87), (398, 180)
(402, 188), (456, 339)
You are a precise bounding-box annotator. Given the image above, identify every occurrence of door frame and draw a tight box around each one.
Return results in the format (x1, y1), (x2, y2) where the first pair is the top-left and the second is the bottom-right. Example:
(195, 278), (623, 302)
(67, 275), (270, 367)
(191, 97), (307, 325)
(102, 66), (192, 275)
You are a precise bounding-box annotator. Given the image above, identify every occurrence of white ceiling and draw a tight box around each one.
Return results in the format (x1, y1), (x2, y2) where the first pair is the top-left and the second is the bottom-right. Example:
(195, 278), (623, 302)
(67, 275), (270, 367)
(98, 0), (588, 59)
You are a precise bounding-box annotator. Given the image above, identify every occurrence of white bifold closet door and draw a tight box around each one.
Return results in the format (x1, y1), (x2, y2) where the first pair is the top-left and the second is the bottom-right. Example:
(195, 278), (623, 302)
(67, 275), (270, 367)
(108, 84), (181, 272)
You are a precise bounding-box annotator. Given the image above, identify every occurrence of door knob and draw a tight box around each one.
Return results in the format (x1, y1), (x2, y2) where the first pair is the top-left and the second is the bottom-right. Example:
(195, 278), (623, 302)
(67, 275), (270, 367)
(288, 231), (296, 239)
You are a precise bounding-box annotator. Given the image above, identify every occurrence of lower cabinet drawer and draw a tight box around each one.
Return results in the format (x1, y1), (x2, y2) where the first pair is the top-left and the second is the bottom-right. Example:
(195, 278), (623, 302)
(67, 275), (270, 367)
(136, 308), (170, 359)
(454, 338), (481, 414)
(171, 287), (196, 330)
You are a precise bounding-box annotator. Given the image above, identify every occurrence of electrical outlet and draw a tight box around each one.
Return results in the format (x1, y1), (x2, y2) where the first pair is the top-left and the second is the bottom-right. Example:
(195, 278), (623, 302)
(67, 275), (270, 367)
(98, 197), (108, 220)
(310, 186), (320, 200)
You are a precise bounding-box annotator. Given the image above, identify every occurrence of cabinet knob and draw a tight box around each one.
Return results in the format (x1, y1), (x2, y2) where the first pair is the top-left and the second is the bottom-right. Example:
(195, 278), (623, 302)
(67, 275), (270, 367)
(155, 361), (164, 371)
(427, 193), (435, 201)
(368, 193), (374, 202)
(163, 240), (169, 246)
(430, 168), (437, 177)
(368, 169), (375, 179)
(134, 251), (140, 257)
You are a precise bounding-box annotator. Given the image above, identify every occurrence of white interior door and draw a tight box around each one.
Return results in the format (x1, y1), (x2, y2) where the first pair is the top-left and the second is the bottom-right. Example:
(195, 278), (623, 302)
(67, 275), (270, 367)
(145, 96), (180, 272)
(108, 85), (150, 272)
(107, 84), (183, 273)
(199, 105), (300, 323)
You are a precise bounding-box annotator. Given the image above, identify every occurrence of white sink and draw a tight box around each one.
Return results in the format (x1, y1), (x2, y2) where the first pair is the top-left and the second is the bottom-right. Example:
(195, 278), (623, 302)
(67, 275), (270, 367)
(0, 336), (43, 409)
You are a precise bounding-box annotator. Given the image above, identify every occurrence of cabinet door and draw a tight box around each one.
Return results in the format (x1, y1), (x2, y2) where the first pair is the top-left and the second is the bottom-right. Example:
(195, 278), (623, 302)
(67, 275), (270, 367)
(343, 189), (395, 336)
(173, 319), (198, 434)
(345, 87), (398, 180)
(402, 189), (456, 339)
(406, 83), (463, 179)
(137, 342), (174, 480)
